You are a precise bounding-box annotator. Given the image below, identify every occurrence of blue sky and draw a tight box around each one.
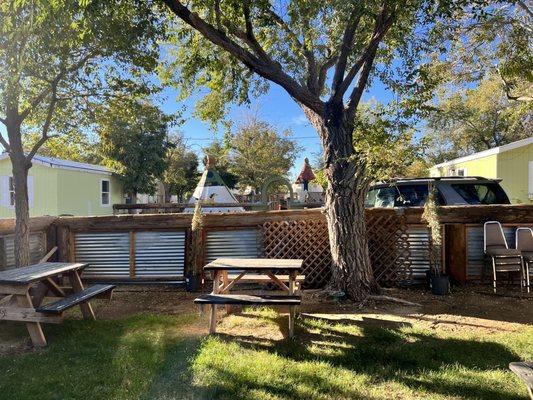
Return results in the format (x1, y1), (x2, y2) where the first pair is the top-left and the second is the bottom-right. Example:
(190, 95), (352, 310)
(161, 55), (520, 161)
(164, 78), (395, 180)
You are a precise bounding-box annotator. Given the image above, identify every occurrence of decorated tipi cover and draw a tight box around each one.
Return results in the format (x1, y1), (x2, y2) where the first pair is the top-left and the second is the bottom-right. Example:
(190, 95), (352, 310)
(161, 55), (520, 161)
(185, 156), (245, 213)
(295, 158), (316, 184)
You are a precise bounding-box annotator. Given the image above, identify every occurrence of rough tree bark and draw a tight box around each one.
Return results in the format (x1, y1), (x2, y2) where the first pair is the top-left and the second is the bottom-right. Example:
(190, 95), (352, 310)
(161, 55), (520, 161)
(5, 119), (32, 267)
(305, 103), (376, 298)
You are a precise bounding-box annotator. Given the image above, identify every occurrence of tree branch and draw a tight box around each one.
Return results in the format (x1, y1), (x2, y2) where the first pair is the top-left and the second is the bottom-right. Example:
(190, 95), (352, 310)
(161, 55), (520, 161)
(331, 6), (362, 97)
(19, 52), (94, 121)
(331, 6), (395, 104)
(162, 0), (324, 114)
(264, 7), (319, 94)
(317, 56), (338, 94)
(345, 45), (379, 120)
(0, 133), (10, 153)
(26, 85), (58, 161)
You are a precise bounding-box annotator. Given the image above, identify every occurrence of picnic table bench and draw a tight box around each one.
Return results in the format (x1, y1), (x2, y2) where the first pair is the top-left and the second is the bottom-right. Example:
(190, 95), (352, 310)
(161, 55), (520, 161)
(0, 262), (114, 346)
(195, 258), (303, 338)
(510, 362), (533, 399)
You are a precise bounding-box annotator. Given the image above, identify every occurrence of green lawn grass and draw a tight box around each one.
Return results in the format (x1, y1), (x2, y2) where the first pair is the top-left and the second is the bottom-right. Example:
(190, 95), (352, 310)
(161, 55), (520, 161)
(0, 309), (531, 400)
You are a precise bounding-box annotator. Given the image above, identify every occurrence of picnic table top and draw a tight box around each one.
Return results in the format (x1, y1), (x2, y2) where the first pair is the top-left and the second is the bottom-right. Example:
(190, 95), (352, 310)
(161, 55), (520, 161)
(509, 362), (533, 387)
(0, 262), (88, 285)
(204, 258), (303, 271)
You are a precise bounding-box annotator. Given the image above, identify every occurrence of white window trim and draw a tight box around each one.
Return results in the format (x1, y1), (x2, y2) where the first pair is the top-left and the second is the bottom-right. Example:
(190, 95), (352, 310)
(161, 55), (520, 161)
(456, 168), (467, 177)
(101, 178), (111, 207)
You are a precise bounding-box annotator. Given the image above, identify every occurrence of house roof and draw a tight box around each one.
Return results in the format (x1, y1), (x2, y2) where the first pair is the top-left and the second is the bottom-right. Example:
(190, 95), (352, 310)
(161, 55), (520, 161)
(0, 153), (112, 175)
(431, 137), (533, 169)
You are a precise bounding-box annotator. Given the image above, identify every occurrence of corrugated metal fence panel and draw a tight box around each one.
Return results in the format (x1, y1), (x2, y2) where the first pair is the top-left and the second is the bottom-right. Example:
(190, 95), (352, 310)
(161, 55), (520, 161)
(3, 232), (46, 269)
(205, 229), (261, 263)
(406, 226), (431, 281)
(467, 226), (528, 279)
(75, 232), (130, 278)
(135, 231), (185, 278)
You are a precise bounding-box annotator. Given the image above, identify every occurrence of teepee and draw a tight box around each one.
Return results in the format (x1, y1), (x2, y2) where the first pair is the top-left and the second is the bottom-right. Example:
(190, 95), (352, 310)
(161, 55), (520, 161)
(185, 156), (244, 213)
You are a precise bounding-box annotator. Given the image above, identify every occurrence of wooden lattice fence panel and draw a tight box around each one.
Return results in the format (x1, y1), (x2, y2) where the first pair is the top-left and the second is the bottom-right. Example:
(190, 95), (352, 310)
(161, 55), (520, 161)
(261, 220), (331, 288)
(366, 212), (411, 286)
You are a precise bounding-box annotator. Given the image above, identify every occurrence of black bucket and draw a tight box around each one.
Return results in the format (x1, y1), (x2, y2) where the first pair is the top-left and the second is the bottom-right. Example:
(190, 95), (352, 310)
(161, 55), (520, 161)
(186, 274), (202, 292)
(430, 275), (450, 295)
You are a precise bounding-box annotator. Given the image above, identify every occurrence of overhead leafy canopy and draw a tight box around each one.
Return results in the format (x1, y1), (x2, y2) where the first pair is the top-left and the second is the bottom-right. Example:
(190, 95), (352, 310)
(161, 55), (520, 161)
(160, 0), (480, 129)
(0, 0), (165, 156)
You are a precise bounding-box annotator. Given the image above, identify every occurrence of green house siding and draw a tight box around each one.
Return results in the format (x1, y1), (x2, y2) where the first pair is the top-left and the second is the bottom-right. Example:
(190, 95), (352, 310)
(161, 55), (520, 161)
(55, 168), (123, 216)
(497, 143), (533, 204)
(0, 157), (123, 217)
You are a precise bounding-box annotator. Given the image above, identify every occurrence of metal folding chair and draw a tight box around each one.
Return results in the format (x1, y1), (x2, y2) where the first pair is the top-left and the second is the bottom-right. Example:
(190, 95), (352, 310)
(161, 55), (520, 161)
(483, 221), (524, 293)
(516, 227), (532, 293)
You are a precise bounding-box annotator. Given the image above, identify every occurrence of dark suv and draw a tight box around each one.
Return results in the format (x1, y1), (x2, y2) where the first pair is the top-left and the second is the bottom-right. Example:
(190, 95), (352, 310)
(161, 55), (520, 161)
(365, 177), (511, 208)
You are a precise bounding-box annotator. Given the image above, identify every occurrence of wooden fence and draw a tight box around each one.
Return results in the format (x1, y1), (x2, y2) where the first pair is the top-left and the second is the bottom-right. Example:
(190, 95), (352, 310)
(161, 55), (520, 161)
(1, 205), (532, 286)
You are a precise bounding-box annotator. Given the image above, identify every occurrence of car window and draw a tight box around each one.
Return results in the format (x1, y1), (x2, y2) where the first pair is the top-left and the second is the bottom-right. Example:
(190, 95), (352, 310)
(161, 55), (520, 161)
(366, 187), (396, 208)
(366, 184), (445, 208)
(451, 183), (509, 205)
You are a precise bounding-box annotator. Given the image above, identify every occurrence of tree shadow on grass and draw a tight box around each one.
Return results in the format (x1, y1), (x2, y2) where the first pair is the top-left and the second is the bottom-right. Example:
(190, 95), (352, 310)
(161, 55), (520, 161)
(208, 312), (524, 400)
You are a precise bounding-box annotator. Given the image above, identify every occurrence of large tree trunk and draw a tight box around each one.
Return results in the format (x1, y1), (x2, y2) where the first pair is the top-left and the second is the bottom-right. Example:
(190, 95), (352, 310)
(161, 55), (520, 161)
(305, 103), (378, 300)
(6, 121), (31, 267)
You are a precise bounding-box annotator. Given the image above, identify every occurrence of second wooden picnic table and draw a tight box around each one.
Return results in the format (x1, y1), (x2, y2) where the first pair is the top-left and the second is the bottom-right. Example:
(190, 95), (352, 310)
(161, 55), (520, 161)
(202, 258), (303, 337)
(0, 262), (114, 346)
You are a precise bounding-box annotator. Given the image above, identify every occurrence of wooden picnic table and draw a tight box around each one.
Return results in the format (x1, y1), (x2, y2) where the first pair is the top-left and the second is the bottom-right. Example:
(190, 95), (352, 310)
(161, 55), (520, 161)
(510, 362), (533, 399)
(203, 258), (303, 337)
(0, 262), (113, 347)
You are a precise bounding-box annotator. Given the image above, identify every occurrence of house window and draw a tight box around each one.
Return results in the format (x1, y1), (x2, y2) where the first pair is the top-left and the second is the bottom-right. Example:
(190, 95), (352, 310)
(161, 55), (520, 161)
(456, 168), (466, 177)
(9, 177), (15, 206)
(101, 180), (110, 205)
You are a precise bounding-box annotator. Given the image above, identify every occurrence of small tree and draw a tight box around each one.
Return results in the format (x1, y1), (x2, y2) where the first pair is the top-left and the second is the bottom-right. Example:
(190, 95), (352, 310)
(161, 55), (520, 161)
(229, 117), (300, 192)
(0, 0), (162, 266)
(98, 98), (173, 202)
(163, 134), (200, 202)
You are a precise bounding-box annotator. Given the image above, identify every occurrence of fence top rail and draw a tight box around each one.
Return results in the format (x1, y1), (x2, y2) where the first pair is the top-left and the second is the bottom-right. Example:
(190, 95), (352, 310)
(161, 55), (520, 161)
(1, 205), (532, 234)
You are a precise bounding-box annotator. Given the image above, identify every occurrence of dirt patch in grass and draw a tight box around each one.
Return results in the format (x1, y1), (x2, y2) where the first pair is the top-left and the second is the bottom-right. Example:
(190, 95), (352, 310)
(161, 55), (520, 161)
(1, 284), (531, 355)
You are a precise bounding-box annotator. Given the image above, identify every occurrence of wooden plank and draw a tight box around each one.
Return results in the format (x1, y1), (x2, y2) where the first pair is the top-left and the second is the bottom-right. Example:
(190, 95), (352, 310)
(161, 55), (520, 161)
(0, 216), (57, 235)
(227, 274), (306, 282)
(266, 272), (290, 292)
(44, 278), (65, 297)
(446, 224), (467, 284)
(0, 283), (31, 295)
(204, 258), (303, 271)
(16, 292), (47, 347)
(209, 270), (220, 334)
(68, 270), (95, 320)
(0, 306), (63, 324)
(39, 247), (58, 263)
(0, 262), (88, 284)
(194, 294), (302, 305)
(37, 284), (115, 314)
(509, 362), (533, 399)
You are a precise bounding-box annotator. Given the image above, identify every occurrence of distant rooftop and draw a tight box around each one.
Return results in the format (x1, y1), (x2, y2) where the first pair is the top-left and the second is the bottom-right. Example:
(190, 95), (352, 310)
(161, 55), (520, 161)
(0, 153), (112, 174)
